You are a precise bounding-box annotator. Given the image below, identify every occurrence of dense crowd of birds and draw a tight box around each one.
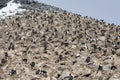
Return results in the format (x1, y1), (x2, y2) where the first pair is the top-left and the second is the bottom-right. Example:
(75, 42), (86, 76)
(0, 2), (119, 80)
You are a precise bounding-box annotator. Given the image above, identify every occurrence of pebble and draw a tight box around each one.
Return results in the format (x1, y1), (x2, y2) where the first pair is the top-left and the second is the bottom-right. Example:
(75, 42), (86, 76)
(99, 36), (106, 41)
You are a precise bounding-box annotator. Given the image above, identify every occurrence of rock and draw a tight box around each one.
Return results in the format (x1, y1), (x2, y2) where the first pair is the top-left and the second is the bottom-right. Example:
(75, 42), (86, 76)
(0, 0), (9, 9)
(109, 75), (120, 80)
(99, 36), (106, 41)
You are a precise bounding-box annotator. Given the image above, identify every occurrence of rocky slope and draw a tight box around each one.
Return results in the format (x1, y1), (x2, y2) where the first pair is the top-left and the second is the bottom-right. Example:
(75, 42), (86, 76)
(0, 0), (120, 80)
(0, 0), (10, 9)
(14, 0), (65, 12)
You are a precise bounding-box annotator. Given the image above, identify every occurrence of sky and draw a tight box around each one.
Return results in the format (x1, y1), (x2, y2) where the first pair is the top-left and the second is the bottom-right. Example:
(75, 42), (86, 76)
(37, 0), (120, 25)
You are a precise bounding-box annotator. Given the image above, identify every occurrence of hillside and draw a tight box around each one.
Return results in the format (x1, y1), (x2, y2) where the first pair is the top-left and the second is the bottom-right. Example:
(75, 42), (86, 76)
(0, 0), (120, 80)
